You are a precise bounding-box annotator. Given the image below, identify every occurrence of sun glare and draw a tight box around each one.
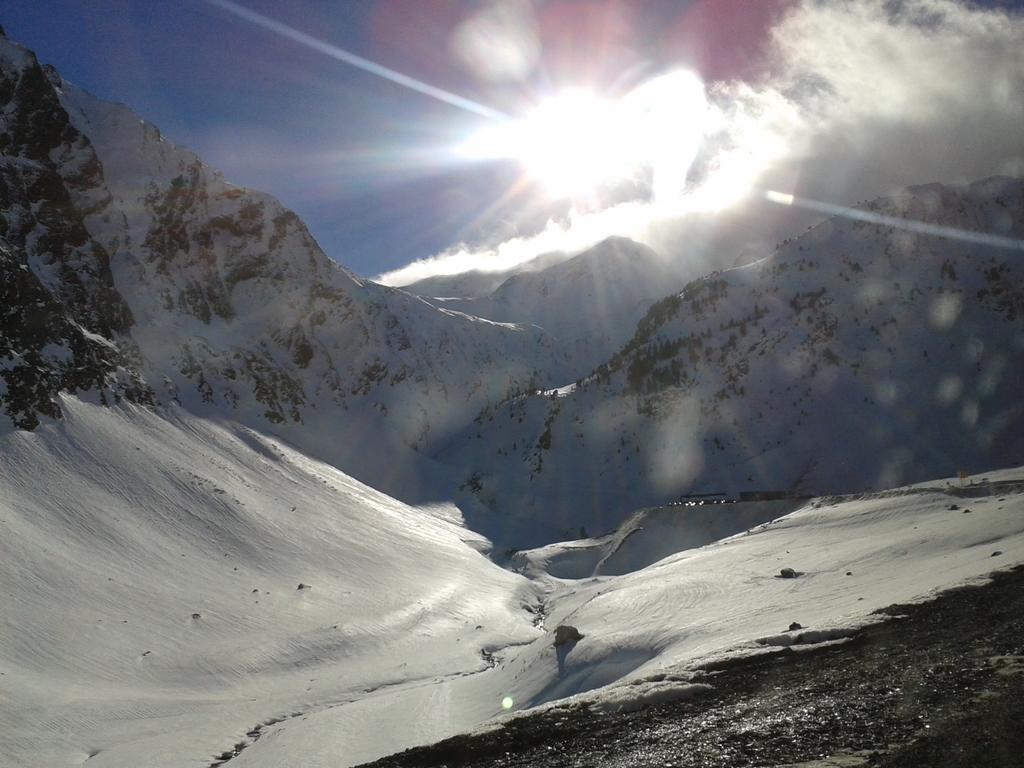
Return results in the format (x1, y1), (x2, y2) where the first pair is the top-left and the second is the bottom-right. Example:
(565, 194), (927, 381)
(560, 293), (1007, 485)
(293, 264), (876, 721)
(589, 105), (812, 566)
(515, 89), (634, 198)
(459, 70), (711, 203)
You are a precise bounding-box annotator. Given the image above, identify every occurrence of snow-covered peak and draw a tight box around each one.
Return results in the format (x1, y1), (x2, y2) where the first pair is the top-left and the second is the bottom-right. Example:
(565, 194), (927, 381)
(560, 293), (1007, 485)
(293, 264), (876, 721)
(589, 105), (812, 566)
(0, 43), (565, 501)
(435, 178), (1024, 547)
(0, 29), (34, 72)
(1, 33), (150, 430)
(400, 249), (570, 299)
(423, 236), (692, 378)
(56, 79), (207, 196)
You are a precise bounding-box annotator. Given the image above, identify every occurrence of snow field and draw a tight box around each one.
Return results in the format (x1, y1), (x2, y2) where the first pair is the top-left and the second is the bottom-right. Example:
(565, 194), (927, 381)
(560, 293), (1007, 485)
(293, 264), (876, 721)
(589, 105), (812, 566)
(227, 471), (1024, 767)
(2, 397), (1023, 767)
(0, 398), (538, 768)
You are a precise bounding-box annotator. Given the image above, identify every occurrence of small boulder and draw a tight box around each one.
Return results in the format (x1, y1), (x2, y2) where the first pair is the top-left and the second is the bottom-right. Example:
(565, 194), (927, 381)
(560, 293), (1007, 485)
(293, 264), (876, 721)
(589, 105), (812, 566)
(788, 622), (803, 631)
(297, 583), (311, 590)
(991, 551), (1003, 557)
(779, 567), (798, 579)
(191, 613), (201, 620)
(948, 503), (960, 511)
(845, 571), (853, 576)
(553, 625), (584, 647)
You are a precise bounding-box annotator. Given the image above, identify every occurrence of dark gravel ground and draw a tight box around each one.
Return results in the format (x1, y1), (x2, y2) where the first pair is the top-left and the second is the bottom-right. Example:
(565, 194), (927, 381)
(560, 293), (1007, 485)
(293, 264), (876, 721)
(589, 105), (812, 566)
(361, 565), (1024, 768)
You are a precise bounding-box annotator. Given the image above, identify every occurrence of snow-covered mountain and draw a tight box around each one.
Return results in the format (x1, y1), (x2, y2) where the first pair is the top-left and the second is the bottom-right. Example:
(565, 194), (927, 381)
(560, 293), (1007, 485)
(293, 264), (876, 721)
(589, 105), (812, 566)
(423, 237), (693, 376)
(5, 28), (1024, 546)
(437, 178), (1024, 547)
(0, 36), (151, 430)
(0, 31), (568, 501)
(400, 249), (569, 299)
(5, 24), (1024, 768)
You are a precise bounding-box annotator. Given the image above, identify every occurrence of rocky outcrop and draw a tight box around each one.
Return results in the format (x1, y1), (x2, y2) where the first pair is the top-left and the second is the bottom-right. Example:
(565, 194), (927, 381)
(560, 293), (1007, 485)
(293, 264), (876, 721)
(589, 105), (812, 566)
(0, 32), (564, 500)
(0, 37), (150, 429)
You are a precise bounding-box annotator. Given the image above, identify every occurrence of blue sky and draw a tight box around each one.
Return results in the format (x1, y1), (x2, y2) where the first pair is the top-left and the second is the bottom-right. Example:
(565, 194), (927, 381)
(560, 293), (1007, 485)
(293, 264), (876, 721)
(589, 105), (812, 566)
(4, 1), (522, 276)
(3, 0), (792, 277)
(5, 1), (1023, 280)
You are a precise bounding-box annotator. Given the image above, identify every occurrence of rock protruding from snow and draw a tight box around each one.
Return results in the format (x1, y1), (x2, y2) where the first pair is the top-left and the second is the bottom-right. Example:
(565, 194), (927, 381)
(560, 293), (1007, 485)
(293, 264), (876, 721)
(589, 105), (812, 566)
(553, 625), (584, 647)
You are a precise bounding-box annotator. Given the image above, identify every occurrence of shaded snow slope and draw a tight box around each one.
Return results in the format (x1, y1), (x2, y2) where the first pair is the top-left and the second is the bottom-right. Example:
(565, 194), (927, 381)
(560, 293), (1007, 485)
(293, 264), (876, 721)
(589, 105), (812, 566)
(438, 178), (1024, 548)
(0, 398), (539, 768)
(511, 499), (802, 579)
(423, 237), (692, 377)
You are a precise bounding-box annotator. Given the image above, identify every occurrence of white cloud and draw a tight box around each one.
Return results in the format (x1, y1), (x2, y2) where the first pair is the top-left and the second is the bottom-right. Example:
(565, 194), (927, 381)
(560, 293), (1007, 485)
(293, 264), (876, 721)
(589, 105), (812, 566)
(376, 200), (654, 287)
(377, 0), (1024, 287)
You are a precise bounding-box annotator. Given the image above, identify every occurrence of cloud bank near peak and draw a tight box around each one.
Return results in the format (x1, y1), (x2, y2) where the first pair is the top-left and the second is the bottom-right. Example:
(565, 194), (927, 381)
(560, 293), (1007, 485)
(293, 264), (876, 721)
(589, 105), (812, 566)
(375, 0), (1024, 288)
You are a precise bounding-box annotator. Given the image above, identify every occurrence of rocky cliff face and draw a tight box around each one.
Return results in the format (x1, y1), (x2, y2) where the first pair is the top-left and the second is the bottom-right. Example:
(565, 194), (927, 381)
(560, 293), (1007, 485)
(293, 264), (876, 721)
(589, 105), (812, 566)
(0, 32), (567, 499)
(438, 178), (1024, 547)
(52, 73), (566, 458)
(0, 34), (150, 430)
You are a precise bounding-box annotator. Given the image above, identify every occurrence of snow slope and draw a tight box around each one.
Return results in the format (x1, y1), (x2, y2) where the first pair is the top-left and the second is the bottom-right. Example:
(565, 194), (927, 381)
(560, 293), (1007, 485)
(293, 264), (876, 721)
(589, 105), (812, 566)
(510, 499), (803, 579)
(437, 178), (1024, 548)
(422, 237), (692, 378)
(2, 394), (1023, 768)
(0, 398), (539, 768)
(214, 469), (1024, 767)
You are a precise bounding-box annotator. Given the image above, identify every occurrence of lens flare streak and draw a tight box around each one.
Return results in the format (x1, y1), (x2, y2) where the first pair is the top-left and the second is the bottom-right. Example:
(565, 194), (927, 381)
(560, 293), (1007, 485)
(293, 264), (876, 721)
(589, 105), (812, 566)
(204, 0), (507, 120)
(764, 190), (1024, 251)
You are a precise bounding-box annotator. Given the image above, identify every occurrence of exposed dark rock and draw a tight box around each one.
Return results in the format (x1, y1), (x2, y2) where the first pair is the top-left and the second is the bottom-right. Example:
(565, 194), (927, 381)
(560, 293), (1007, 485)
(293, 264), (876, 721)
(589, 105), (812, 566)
(0, 39), (151, 429)
(553, 625), (584, 647)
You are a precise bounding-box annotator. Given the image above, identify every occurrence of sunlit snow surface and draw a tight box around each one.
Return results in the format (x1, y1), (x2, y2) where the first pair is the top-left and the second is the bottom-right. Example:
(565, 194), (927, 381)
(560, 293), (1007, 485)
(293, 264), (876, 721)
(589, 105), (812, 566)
(0, 399), (536, 767)
(2, 398), (1023, 767)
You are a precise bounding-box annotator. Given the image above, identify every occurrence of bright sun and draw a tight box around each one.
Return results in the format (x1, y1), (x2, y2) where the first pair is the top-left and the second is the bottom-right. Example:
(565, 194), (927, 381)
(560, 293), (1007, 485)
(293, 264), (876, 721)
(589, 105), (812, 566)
(460, 70), (708, 202)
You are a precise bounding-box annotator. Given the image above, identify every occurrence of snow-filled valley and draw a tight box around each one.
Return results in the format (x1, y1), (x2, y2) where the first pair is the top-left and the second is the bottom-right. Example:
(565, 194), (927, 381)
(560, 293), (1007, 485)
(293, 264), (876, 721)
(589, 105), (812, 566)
(0, 398), (537, 767)
(2, 398), (1023, 767)
(3, 20), (1024, 768)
